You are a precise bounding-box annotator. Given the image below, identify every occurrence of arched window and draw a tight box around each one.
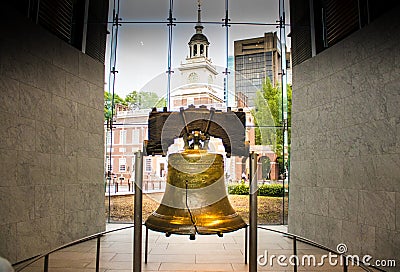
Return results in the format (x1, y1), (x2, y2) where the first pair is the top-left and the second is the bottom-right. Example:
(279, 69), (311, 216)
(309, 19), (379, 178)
(193, 44), (197, 56)
(200, 44), (204, 55)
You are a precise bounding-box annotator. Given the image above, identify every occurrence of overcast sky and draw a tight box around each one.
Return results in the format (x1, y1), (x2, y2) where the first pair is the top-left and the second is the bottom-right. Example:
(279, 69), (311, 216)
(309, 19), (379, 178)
(105, 0), (290, 98)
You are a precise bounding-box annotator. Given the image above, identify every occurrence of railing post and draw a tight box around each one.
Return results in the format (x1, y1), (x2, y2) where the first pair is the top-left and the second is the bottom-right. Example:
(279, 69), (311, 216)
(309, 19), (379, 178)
(43, 254), (49, 272)
(145, 226), (149, 264)
(244, 225), (248, 264)
(342, 255), (348, 272)
(249, 152), (258, 272)
(133, 151), (143, 272)
(293, 236), (297, 272)
(95, 235), (101, 272)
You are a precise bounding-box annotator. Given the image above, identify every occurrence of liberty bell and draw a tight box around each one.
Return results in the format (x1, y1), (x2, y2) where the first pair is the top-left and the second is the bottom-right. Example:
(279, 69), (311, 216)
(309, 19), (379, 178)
(145, 106), (249, 239)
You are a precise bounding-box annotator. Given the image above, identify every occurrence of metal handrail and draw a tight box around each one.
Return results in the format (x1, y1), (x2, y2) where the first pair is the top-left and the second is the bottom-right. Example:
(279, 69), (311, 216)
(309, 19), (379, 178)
(13, 224), (388, 272)
(257, 226), (387, 272)
(13, 225), (135, 272)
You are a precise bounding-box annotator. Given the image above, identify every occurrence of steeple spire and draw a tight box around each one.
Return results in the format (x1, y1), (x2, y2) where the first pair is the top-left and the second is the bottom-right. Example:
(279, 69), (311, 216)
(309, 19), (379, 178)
(188, 0), (209, 59)
(195, 0), (203, 34)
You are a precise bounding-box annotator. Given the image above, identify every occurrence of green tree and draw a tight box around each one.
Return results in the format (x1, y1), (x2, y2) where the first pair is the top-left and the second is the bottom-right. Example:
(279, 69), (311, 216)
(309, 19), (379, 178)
(252, 77), (292, 162)
(104, 91), (126, 120)
(252, 78), (280, 149)
(125, 91), (166, 109)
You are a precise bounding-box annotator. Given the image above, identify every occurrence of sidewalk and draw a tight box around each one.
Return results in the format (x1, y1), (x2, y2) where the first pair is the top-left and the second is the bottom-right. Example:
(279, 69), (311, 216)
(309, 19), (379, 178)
(19, 224), (365, 272)
(105, 182), (166, 196)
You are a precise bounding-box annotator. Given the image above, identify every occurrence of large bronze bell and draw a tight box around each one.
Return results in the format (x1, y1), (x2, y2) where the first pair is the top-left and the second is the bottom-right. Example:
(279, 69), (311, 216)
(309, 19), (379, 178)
(145, 132), (246, 238)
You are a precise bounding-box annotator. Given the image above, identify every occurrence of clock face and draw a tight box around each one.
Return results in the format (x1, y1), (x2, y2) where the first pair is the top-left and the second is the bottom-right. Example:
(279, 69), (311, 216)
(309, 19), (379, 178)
(188, 72), (199, 83)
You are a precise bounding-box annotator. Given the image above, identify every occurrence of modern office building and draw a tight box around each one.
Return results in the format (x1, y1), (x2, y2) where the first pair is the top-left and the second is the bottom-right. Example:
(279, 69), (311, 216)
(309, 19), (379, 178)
(234, 32), (285, 107)
(289, 0), (400, 270)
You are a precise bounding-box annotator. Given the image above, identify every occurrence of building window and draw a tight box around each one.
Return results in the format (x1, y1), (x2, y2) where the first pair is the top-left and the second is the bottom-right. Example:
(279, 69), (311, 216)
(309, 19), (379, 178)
(106, 157), (112, 172)
(145, 158), (152, 172)
(120, 130), (127, 144)
(132, 129), (140, 145)
(119, 158), (126, 172)
(173, 98), (187, 107)
(106, 131), (112, 145)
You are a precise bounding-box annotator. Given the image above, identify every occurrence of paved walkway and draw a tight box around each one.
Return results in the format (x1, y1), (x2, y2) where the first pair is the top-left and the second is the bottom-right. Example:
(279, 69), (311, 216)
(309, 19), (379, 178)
(105, 183), (166, 196)
(20, 224), (365, 272)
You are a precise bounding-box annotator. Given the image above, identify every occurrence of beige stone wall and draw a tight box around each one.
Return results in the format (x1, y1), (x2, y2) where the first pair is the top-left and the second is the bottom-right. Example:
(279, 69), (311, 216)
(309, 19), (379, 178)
(289, 6), (400, 270)
(0, 7), (105, 262)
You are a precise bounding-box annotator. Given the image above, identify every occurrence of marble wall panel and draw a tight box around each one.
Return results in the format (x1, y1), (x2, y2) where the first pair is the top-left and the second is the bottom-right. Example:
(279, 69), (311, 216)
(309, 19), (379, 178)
(16, 217), (53, 260)
(304, 187), (329, 216)
(396, 192), (400, 232)
(328, 188), (358, 222)
(66, 73), (90, 105)
(358, 190), (395, 230)
(341, 220), (375, 256)
(19, 83), (52, 123)
(36, 122), (65, 155)
(292, 58), (317, 89)
(384, 79), (400, 120)
(1, 42), (40, 88)
(289, 4), (400, 267)
(51, 95), (78, 129)
(52, 41), (80, 75)
(76, 157), (104, 184)
(287, 210), (303, 237)
(78, 52), (105, 87)
(0, 75), (20, 115)
(0, 186), (35, 224)
(50, 154), (78, 183)
(88, 133), (104, 159)
(78, 104), (104, 134)
(36, 60), (66, 97)
(65, 184), (85, 212)
(302, 213), (316, 241)
(34, 185), (65, 218)
(65, 129), (89, 157)
(0, 113), (36, 152)
(287, 184), (304, 213)
(0, 2), (108, 263)
(329, 68), (355, 101)
(89, 83), (105, 111)
(370, 154), (400, 192)
(374, 228), (400, 269)
(0, 149), (18, 187)
(17, 150), (51, 186)
(0, 223), (17, 263)
(341, 156), (371, 190)
(314, 215), (342, 250)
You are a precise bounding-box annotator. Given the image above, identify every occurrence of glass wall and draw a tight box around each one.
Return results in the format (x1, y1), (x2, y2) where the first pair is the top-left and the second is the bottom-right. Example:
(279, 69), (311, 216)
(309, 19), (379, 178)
(104, 0), (290, 225)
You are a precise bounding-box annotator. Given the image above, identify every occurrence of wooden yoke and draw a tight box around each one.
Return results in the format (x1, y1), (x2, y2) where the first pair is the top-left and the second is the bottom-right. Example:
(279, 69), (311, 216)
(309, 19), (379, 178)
(145, 105), (249, 157)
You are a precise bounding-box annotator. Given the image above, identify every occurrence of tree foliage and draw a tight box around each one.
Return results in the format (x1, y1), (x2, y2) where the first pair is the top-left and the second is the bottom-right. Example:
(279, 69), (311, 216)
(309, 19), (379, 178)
(125, 91), (166, 109)
(104, 91), (166, 120)
(104, 91), (126, 120)
(252, 77), (292, 157)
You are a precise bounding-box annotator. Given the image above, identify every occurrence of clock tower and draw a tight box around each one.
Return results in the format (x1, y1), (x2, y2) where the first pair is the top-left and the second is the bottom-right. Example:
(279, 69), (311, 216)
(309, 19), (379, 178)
(178, 0), (218, 84)
(171, 0), (224, 111)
